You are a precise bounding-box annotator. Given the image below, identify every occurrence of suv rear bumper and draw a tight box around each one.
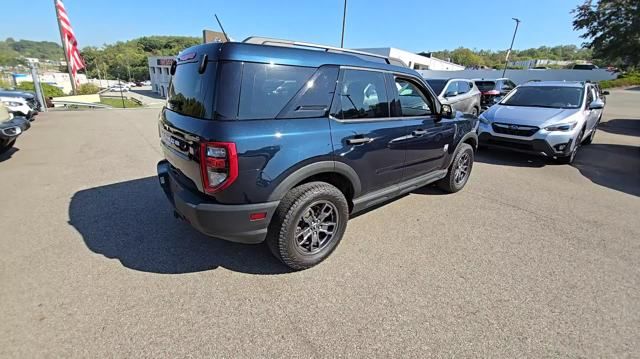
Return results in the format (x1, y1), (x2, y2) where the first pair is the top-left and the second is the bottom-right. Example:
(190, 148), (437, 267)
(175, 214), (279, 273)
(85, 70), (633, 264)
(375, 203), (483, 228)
(157, 160), (279, 244)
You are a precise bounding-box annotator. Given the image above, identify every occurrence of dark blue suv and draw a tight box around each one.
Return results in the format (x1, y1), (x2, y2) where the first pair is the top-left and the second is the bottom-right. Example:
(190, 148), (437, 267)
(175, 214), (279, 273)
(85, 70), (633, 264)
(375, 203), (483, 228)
(157, 37), (478, 269)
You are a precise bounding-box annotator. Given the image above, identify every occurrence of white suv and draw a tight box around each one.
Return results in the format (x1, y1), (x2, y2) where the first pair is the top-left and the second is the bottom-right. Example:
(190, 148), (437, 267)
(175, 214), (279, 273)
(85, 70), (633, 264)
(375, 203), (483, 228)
(477, 81), (605, 164)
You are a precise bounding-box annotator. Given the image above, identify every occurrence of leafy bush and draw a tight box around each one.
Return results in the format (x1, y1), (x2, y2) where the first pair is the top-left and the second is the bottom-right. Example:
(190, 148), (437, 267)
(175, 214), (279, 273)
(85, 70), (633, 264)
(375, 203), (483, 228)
(77, 83), (100, 95)
(15, 81), (64, 97)
(600, 71), (640, 89)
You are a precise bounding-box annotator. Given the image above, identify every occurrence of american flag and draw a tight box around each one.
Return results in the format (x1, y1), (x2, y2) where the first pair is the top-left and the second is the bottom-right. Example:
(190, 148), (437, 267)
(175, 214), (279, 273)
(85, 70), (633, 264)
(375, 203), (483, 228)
(55, 0), (85, 86)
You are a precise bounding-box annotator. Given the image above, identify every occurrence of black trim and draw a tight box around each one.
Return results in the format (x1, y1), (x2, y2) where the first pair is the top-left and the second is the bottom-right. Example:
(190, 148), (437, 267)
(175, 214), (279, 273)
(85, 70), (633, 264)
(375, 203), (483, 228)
(447, 131), (478, 168)
(158, 160), (279, 244)
(268, 161), (362, 201)
(352, 169), (447, 213)
(478, 133), (571, 157)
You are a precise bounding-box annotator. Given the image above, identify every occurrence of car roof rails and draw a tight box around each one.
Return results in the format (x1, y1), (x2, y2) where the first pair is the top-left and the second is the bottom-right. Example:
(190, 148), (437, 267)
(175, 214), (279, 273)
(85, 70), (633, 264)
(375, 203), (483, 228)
(242, 36), (408, 67)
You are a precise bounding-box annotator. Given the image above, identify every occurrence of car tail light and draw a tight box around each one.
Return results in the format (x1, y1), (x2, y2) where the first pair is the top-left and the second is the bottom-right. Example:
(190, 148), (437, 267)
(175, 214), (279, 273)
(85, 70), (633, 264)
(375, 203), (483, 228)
(200, 142), (238, 194)
(482, 90), (500, 95)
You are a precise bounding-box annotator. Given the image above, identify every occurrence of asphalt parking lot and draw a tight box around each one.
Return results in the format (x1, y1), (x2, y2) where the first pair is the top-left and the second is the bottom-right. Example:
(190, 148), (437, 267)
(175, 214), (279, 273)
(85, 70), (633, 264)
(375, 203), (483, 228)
(1, 89), (638, 357)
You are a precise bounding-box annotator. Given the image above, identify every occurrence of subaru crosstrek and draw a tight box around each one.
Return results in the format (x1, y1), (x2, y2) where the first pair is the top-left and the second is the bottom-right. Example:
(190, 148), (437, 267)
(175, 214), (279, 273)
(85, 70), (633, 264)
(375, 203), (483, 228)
(157, 37), (478, 269)
(478, 81), (605, 164)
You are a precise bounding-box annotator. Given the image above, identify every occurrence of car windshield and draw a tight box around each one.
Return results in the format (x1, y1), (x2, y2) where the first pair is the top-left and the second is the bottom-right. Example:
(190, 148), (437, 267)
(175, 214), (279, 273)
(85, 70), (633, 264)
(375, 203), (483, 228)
(475, 81), (496, 92)
(500, 86), (584, 109)
(425, 79), (447, 95)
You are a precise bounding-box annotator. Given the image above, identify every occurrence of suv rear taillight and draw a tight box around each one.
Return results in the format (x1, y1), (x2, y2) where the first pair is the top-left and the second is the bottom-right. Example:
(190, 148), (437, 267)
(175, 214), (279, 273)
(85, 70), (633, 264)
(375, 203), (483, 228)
(200, 142), (238, 194)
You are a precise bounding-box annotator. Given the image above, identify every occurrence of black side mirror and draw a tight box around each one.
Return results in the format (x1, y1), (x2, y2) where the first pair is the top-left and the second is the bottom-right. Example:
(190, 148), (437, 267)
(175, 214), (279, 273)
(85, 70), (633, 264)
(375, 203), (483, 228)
(440, 104), (454, 119)
(444, 91), (458, 98)
(602, 90), (610, 96)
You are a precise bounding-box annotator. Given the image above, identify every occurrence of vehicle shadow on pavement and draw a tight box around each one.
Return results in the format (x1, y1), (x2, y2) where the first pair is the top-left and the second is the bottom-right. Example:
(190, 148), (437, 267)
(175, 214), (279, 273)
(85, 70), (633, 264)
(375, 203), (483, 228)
(68, 177), (292, 275)
(598, 119), (640, 137)
(573, 144), (640, 197)
(475, 149), (548, 168)
(477, 145), (640, 197)
(0, 147), (19, 163)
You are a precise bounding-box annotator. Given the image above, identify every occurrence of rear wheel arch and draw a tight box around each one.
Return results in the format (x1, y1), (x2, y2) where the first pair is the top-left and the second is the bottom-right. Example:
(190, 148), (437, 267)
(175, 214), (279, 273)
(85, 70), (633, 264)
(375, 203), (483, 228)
(268, 161), (361, 205)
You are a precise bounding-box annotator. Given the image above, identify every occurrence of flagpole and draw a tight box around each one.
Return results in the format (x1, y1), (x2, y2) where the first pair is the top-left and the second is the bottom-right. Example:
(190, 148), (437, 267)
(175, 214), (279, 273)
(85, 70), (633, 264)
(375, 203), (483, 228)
(53, 0), (77, 94)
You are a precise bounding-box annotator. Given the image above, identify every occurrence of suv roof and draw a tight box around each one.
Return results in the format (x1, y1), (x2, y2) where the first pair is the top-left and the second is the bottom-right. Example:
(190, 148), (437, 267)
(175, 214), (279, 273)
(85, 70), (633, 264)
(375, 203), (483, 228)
(178, 39), (417, 77)
(520, 80), (585, 88)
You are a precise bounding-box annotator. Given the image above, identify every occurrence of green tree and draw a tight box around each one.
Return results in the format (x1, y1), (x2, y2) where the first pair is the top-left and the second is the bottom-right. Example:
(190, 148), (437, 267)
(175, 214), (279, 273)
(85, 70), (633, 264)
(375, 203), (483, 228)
(77, 83), (100, 95)
(573, 0), (640, 68)
(16, 82), (64, 97)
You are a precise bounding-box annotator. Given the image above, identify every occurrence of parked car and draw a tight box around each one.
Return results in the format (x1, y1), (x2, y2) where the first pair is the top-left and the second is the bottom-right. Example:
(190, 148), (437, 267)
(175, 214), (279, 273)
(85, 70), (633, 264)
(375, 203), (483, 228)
(0, 96), (37, 120)
(0, 90), (41, 112)
(473, 78), (517, 110)
(156, 37), (478, 269)
(477, 81), (605, 164)
(0, 103), (30, 154)
(571, 63), (598, 70)
(424, 78), (481, 116)
(108, 85), (129, 92)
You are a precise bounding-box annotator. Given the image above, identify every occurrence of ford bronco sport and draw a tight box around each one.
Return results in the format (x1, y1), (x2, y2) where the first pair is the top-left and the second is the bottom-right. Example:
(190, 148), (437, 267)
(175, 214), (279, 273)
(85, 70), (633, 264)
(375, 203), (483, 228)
(157, 37), (478, 269)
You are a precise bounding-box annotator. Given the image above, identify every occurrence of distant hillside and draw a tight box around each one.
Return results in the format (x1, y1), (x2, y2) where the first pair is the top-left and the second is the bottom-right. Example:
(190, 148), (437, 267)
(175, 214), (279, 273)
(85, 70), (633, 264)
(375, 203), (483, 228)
(0, 38), (63, 65)
(423, 45), (594, 69)
(81, 36), (202, 81)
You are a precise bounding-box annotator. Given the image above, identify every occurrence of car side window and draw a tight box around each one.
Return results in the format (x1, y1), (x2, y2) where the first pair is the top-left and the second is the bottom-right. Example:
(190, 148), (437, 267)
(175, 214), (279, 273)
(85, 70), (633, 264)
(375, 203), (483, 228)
(444, 81), (458, 96)
(335, 69), (389, 120)
(394, 77), (432, 117)
(458, 81), (470, 94)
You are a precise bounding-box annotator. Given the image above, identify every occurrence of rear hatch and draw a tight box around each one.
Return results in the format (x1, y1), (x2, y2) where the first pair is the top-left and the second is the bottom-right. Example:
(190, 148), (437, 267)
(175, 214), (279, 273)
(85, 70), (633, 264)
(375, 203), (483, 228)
(159, 43), (221, 194)
(475, 81), (499, 107)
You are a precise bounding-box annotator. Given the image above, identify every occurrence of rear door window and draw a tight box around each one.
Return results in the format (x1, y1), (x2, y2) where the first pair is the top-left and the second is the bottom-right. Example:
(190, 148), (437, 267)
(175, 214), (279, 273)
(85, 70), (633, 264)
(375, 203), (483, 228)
(238, 63), (315, 120)
(334, 69), (389, 120)
(458, 81), (470, 94)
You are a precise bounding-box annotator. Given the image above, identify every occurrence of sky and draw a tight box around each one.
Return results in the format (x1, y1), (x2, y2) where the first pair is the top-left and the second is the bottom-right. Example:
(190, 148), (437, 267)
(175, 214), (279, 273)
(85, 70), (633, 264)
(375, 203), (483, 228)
(1, 0), (587, 52)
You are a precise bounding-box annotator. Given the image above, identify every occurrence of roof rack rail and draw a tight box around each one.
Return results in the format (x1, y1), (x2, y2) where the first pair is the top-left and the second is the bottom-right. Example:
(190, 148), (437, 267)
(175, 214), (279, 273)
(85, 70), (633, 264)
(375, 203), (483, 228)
(242, 36), (407, 67)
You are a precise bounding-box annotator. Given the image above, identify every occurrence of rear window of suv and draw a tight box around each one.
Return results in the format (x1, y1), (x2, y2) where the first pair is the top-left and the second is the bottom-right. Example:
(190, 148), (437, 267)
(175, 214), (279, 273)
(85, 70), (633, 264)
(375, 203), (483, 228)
(167, 61), (217, 119)
(475, 81), (496, 92)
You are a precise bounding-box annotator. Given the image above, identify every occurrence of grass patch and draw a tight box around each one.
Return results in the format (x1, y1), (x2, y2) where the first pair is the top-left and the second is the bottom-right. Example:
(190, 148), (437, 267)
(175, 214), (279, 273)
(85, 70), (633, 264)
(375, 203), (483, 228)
(600, 71), (640, 89)
(100, 97), (142, 108)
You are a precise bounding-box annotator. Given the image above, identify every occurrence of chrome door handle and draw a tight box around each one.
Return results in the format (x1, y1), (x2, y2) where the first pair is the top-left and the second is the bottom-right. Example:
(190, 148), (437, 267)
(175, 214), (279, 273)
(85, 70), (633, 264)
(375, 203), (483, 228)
(412, 129), (427, 136)
(347, 136), (372, 145)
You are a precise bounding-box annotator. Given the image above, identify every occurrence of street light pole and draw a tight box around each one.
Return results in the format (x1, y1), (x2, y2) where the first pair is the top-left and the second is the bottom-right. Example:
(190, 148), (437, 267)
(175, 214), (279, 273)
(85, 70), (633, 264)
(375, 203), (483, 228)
(340, 0), (347, 48)
(502, 17), (521, 78)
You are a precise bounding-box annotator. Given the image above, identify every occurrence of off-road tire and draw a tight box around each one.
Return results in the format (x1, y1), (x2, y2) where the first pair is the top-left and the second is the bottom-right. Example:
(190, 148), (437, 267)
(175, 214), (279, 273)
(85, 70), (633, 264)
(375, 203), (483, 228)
(266, 182), (349, 270)
(0, 139), (15, 155)
(437, 143), (474, 193)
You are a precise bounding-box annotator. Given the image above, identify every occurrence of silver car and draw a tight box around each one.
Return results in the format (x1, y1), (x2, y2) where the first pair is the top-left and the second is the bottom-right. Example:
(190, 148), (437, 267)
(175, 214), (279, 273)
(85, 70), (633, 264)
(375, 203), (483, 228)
(477, 81), (605, 164)
(425, 78), (482, 116)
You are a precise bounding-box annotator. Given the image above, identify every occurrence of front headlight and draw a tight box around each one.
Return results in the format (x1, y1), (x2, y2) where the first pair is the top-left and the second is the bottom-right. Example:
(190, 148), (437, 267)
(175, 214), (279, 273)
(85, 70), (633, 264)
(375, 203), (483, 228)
(2, 101), (22, 107)
(544, 121), (577, 132)
(478, 115), (491, 124)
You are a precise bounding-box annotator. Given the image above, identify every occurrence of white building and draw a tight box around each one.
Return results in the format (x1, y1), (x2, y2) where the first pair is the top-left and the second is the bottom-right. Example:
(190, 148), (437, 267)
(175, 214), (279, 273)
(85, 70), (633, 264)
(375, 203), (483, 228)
(13, 71), (88, 94)
(148, 56), (174, 97)
(356, 48), (465, 71)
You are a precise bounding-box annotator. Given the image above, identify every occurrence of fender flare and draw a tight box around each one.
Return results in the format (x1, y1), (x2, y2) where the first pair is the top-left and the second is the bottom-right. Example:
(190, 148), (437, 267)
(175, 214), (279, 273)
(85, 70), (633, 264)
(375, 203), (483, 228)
(447, 131), (478, 168)
(267, 161), (362, 201)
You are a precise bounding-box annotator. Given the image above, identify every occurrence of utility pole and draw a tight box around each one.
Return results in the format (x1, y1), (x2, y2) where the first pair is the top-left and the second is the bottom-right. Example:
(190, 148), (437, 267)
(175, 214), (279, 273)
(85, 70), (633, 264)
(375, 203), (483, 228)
(118, 78), (126, 108)
(502, 18), (521, 78)
(340, 0), (347, 48)
(53, 0), (77, 94)
(29, 63), (47, 112)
